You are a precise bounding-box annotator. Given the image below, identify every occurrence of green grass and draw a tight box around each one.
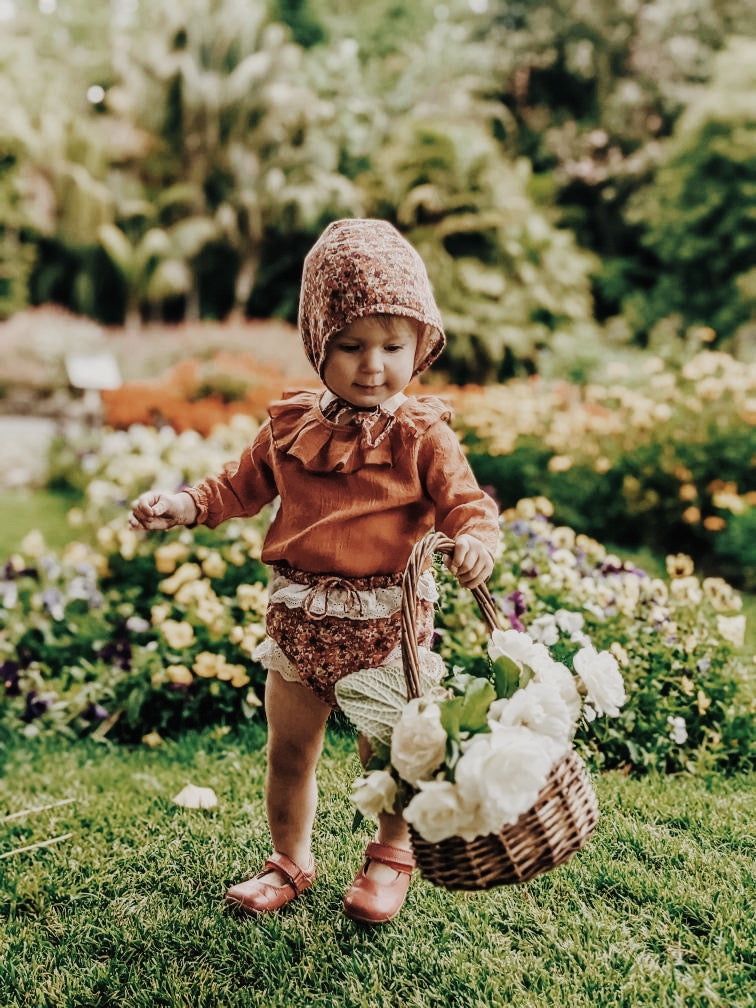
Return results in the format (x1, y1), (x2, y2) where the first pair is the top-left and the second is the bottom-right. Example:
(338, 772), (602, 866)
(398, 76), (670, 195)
(1, 728), (753, 1008)
(0, 489), (79, 553)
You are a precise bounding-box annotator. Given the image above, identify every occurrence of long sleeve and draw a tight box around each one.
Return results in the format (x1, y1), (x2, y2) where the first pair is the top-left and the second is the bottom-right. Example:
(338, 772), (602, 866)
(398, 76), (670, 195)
(417, 420), (500, 559)
(185, 422), (279, 528)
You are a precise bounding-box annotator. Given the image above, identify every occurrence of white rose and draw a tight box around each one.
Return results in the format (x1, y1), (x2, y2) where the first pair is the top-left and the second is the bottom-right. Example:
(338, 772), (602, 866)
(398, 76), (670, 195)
(488, 628), (536, 666)
(573, 645), (626, 717)
(352, 770), (398, 819)
(488, 680), (574, 751)
(454, 727), (556, 830)
(390, 698), (447, 785)
(528, 655), (582, 723)
(402, 780), (481, 843)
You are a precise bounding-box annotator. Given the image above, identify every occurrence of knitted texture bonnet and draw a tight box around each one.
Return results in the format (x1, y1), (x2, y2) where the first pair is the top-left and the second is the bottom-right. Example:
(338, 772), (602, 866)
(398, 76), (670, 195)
(298, 218), (446, 379)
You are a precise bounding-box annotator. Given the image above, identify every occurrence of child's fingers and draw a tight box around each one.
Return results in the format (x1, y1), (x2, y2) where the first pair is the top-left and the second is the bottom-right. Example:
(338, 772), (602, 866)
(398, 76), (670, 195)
(456, 556), (490, 589)
(451, 537), (493, 589)
(129, 493), (170, 530)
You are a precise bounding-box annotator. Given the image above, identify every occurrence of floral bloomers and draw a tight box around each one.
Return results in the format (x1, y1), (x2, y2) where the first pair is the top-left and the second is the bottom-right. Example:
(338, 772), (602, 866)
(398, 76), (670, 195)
(254, 564), (438, 707)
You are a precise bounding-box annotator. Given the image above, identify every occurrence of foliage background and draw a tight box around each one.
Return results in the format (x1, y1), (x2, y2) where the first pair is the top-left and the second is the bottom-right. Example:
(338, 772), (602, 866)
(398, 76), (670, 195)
(1, 0), (755, 381)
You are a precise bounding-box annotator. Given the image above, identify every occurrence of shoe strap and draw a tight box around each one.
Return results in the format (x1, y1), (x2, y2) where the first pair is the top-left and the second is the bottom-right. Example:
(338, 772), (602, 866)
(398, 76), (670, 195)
(365, 841), (415, 874)
(264, 851), (315, 894)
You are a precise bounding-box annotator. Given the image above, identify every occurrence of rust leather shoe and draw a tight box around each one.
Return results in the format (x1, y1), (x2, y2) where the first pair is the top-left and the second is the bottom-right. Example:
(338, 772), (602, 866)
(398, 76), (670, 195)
(225, 851), (316, 915)
(343, 841), (415, 924)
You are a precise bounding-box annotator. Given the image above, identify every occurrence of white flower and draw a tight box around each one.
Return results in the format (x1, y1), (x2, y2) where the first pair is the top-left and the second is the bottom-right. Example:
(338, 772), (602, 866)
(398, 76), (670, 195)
(555, 609), (584, 635)
(454, 727), (557, 830)
(530, 657), (582, 723)
(352, 770), (398, 818)
(488, 680), (574, 750)
(669, 576), (703, 607)
(716, 614), (746, 648)
(667, 716), (688, 745)
(488, 628), (536, 666)
(573, 645), (626, 717)
(390, 698), (447, 785)
(529, 614), (559, 646)
(403, 781), (481, 842)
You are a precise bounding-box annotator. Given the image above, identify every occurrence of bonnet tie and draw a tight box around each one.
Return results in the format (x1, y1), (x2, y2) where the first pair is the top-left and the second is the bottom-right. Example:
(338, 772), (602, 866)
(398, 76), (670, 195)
(320, 397), (397, 448)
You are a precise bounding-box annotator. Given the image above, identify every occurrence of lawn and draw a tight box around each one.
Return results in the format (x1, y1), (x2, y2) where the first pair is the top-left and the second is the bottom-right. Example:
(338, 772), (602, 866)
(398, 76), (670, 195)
(1, 727), (753, 1008)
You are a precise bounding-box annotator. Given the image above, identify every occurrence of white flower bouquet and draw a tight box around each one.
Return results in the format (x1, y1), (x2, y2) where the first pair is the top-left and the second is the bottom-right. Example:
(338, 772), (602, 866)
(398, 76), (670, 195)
(335, 532), (627, 890)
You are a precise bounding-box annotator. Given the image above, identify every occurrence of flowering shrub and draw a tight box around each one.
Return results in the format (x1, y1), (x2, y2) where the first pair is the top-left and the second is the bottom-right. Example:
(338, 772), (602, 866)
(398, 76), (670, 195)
(1, 408), (751, 772)
(451, 351), (756, 588)
(1, 520), (269, 741)
(3, 418), (272, 741)
(340, 626), (625, 842)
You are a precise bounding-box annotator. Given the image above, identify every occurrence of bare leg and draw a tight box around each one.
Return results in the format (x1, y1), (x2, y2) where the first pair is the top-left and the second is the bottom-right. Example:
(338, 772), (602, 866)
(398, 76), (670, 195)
(261, 670), (332, 884)
(358, 734), (412, 883)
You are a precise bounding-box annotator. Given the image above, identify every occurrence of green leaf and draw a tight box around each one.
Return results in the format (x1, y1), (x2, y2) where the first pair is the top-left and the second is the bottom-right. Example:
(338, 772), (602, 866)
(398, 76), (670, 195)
(460, 677), (495, 731)
(334, 663), (441, 748)
(493, 654), (521, 699)
(439, 696), (463, 741)
(446, 669), (475, 695)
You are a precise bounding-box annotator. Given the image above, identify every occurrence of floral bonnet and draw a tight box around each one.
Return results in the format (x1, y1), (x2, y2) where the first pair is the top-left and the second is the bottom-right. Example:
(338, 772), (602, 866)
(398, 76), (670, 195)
(298, 218), (446, 379)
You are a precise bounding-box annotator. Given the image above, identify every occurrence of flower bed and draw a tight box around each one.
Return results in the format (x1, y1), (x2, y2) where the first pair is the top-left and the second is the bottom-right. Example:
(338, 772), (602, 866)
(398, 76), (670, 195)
(101, 353), (318, 435)
(1, 416), (751, 772)
(448, 351), (756, 589)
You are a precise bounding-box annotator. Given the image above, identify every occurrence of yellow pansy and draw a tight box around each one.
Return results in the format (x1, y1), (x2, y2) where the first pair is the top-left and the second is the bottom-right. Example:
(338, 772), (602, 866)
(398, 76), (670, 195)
(166, 664), (194, 686)
(151, 602), (172, 626)
(160, 562), (203, 595)
(236, 583), (268, 612)
(154, 541), (191, 574)
(193, 651), (223, 678)
(201, 552), (228, 579)
(665, 553), (694, 578)
(161, 620), (196, 649)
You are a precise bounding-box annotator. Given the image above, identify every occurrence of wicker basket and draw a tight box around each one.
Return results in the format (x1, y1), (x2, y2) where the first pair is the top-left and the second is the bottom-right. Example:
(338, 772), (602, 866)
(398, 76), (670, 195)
(400, 531), (599, 891)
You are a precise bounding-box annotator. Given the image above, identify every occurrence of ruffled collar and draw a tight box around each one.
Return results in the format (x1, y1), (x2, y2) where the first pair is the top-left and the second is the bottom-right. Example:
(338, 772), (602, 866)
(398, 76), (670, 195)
(268, 389), (452, 474)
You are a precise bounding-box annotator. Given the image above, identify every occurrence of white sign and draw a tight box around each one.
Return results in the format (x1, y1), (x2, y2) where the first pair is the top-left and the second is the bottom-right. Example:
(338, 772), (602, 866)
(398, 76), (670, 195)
(65, 352), (122, 390)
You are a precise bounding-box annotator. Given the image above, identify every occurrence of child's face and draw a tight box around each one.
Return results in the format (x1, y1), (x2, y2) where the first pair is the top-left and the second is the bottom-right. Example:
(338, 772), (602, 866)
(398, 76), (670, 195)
(323, 316), (418, 408)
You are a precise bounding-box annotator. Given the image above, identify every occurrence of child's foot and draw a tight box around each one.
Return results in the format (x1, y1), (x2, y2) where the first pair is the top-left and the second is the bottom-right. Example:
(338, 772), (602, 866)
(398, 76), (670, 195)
(343, 842), (415, 924)
(225, 851), (316, 915)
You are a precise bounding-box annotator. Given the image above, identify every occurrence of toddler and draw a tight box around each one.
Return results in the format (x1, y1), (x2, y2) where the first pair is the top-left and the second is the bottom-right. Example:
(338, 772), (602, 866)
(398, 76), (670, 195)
(130, 218), (500, 923)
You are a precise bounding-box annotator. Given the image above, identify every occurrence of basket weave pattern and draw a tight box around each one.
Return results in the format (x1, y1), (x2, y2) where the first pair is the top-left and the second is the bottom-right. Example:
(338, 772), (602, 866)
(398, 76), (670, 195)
(401, 532), (600, 890)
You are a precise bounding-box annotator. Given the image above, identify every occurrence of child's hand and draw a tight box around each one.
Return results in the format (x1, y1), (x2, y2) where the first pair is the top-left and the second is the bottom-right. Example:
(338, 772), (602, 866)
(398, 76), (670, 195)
(129, 491), (197, 531)
(449, 534), (494, 589)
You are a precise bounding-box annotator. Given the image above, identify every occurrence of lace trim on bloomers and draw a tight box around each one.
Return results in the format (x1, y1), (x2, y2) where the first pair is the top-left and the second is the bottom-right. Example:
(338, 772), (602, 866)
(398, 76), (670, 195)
(262, 568), (438, 621)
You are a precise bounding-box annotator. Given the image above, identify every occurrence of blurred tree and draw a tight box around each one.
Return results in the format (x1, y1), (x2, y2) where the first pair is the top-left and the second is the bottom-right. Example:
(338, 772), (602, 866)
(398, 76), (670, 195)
(0, 144), (35, 319)
(111, 0), (360, 319)
(0, 2), (147, 319)
(487, 0), (756, 332)
(624, 37), (756, 343)
(363, 117), (598, 381)
(270, 0), (327, 48)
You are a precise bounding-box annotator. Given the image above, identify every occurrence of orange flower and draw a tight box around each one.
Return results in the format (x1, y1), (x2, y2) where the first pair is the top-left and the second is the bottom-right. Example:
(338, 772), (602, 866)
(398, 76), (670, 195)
(703, 515), (726, 532)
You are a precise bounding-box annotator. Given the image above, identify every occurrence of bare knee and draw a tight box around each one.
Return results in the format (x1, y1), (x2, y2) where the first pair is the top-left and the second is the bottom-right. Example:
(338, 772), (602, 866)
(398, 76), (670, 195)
(264, 674), (330, 777)
(267, 733), (321, 778)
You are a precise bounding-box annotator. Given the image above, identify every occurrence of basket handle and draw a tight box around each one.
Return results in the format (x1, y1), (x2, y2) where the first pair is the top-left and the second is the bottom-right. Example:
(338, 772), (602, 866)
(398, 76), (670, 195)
(400, 531), (502, 701)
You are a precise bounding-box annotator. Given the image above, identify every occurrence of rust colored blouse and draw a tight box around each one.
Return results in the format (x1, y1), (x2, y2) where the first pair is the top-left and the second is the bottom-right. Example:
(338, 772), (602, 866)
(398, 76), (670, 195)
(186, 391), (500, 578)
